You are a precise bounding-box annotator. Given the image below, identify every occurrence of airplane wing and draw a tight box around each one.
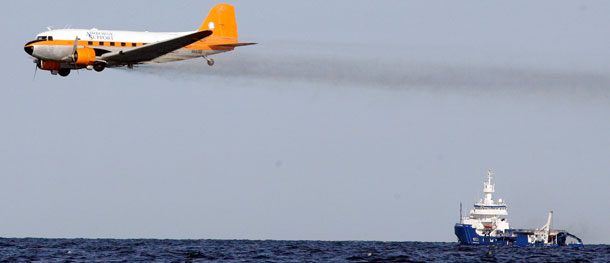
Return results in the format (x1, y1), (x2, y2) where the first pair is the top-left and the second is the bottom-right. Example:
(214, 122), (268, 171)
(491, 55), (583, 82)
(101, 30), (212, 64)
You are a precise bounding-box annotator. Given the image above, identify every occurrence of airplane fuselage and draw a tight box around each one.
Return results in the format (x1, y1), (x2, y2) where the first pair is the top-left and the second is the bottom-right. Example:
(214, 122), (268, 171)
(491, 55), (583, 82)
(26, 29), (230, 65)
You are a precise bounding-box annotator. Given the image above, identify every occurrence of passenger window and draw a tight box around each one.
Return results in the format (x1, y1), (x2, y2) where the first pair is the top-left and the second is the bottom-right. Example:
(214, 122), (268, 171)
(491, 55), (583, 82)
(110, 42), (115, 46)
(121, 42), (126, 47)
(99, 41), (104, 46)
(132, 43), (137, 47)
(88, 41), (93, 45)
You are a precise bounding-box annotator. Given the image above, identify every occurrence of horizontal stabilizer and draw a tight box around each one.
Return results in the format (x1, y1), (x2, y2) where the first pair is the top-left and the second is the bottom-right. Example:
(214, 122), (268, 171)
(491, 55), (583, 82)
(208, 42), (257, 49)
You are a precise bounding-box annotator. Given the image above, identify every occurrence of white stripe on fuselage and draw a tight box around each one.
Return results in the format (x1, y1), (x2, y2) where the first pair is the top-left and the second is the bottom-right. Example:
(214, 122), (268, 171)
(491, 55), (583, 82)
(38, 29), (191, 44)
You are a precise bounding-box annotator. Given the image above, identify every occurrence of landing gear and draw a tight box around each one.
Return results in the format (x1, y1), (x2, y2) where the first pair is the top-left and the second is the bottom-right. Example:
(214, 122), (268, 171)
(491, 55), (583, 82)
(203, 56), (214, 66)
(58, 68), (71, 77)
(93, 63), (106, 72)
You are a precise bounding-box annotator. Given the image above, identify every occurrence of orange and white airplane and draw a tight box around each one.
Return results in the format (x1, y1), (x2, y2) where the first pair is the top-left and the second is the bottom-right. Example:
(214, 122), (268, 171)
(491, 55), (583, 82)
(24, 4), (254, 77)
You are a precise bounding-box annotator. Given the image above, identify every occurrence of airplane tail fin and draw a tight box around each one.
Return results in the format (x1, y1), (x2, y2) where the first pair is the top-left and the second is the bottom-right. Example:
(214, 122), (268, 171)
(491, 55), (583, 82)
(199, 4), (238, 40)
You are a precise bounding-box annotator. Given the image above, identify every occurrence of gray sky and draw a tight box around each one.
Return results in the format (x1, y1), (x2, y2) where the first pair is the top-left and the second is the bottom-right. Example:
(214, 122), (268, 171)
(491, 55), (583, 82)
(2, 1), (610, 243)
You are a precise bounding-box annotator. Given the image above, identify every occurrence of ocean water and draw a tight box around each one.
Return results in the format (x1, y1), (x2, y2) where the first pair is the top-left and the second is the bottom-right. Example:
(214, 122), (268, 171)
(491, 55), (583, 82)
(0, 238), (608, 263)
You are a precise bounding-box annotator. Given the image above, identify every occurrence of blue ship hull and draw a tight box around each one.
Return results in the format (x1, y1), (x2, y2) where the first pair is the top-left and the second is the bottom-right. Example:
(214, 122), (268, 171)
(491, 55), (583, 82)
(455, 224), (514, 246)
(455, 224), (583, 247)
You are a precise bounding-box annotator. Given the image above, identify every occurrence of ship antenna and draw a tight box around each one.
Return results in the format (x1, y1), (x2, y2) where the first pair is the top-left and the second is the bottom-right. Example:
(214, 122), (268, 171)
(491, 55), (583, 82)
(487, 169), (494, 184)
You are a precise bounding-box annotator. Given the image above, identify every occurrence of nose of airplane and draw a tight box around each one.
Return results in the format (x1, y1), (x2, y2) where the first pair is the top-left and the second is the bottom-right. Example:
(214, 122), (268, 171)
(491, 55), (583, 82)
(24, 45), (33, 55)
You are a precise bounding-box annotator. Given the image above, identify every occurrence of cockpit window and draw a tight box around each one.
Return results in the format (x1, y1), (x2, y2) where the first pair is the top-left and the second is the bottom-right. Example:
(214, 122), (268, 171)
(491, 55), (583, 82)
(37, 36), (48, 41)
(48, 36), (53, 41)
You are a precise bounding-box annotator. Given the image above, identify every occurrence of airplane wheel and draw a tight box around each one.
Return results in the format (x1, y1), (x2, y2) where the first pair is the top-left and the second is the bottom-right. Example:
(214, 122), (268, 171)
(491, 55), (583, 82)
(207, 58), (214, 66)
(58, 68), (71, 77)
(93, 63), (106, 72)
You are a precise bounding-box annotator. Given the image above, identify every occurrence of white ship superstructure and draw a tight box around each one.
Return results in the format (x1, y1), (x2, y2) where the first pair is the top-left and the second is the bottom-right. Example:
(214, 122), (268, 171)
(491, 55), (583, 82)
(460, 170), (510, 237)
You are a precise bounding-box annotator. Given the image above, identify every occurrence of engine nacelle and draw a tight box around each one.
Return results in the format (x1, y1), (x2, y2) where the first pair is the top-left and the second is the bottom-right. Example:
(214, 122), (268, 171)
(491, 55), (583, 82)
(74, 47), (96, 65)
(38, 60), (61, 71)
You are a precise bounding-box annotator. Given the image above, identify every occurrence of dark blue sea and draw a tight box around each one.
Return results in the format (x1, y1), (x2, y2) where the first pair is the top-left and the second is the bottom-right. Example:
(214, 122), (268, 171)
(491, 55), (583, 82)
(0, 238), (608, 263)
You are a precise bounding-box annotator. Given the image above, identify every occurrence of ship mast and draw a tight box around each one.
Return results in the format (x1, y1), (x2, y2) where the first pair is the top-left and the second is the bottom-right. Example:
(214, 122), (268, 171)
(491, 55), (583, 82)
(483, 169), (495, 205)
(460, 202), (463, 223)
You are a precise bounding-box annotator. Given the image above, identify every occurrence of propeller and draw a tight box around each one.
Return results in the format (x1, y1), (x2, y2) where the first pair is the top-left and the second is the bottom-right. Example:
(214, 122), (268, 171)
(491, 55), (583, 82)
(32, 59), (39, 80)
(71, 36), (80, 62)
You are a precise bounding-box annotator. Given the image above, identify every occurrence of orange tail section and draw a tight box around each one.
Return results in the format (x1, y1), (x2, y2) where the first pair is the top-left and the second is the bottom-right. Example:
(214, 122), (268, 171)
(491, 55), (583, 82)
(199, 4), (238, 40)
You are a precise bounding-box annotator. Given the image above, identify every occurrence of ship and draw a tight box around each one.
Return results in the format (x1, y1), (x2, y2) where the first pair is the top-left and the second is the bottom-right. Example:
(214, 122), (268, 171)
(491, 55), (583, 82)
(454, 170), (583, 247)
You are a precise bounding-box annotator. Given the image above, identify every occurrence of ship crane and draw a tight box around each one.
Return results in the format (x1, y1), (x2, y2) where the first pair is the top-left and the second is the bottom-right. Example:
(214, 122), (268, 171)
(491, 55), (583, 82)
(533, 211), (554, 244)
